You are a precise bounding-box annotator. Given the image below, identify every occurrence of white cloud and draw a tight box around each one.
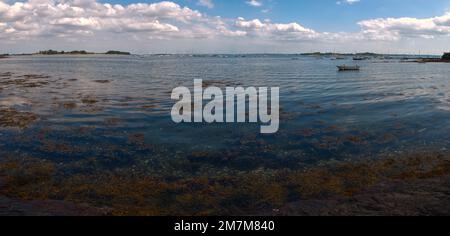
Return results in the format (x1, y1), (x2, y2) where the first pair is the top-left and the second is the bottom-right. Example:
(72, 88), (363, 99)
(358, 13), (450, 40)
(0, 0), (449, 53)
(235, 17), (316, 37)
(337, 0), (360, 5)
(246, 0), (262, 8)
(0, 0), (209, 40)
(197, 0), (214, 9)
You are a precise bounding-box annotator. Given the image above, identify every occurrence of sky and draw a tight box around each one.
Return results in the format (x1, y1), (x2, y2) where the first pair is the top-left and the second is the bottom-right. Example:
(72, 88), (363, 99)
(1, 0), (450, 54)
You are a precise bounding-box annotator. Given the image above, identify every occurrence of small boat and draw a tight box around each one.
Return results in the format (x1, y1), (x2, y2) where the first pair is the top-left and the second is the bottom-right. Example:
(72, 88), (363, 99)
(337, 65), (360, 71)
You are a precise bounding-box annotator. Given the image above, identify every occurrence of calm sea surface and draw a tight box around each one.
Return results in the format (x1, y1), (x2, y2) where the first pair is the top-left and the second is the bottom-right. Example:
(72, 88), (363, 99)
(0, 55), (449, 172)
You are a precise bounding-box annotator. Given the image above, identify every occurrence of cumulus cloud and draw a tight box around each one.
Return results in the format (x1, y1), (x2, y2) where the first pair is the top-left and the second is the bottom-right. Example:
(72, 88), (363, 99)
(0, 0), (449, 53)
(358, 12), (450, 40)
(235, 17), (318, 40)
(0, 0), (319, 42)
(0, 0), (209, 40)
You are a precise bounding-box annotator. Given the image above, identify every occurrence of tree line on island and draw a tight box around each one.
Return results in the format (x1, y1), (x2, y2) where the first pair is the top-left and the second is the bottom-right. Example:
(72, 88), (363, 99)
(36, 50), (131, 55)
(442, 52), (450, 60)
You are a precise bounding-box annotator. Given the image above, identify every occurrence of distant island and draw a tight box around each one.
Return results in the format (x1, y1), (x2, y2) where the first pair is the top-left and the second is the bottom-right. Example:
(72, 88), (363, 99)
(33, 50), (131, 55)
(416, 52), (450, 63)
(301, 52), (379, 57)
(105, 50), (131, 55)
(1, 51), (448, 61)
(38, 50), (94, 55)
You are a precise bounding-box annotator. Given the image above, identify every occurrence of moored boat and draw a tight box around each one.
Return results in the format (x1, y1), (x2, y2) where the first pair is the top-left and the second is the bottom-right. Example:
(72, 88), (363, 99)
(337, 65), (360, 71)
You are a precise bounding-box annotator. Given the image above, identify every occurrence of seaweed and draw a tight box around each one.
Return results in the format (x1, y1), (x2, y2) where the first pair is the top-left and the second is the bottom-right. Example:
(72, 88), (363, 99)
(0, 74), (50, 88)
(0, 108), (39, 129)
(81, 98), (98, 104)
(93, 80), (111, 84)
(0, 152), (447, 215)
(61, 102), (77, 109)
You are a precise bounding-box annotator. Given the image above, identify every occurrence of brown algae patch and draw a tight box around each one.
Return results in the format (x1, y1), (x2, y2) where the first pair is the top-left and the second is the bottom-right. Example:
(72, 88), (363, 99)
(81, 98), (98, 105)
(0, 74), (51, 88)
(79, 96), (103, 113)
(61, 102), (78, 110)
(0, 157), (58, 200)
(104, 118), (122, 126)
(39, 141), (82, 155)
(141, 104), (158, 109)
(376, 133), (397, 144)
(296, 128), (317, 137)
(0, 72), (13, 77)
(127, 133), (151, 150)
(93, 80), (111, 84)
(0, 108), (39, 129)
(0, 152), (448, 215)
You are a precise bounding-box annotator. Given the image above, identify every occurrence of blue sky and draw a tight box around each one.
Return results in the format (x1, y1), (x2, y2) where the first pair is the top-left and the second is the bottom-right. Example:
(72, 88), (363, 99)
(100, 0), (450, 31)
(1, 0), (450, 54)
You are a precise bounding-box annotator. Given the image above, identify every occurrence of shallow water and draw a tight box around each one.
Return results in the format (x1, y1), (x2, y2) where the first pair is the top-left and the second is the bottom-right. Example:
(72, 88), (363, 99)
(0, 55), (449, 173)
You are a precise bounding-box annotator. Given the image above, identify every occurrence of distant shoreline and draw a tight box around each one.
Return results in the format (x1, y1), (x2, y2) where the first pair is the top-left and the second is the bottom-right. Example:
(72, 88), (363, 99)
(1, 50), (131, 57)
(0, 51), (445, 57)
(2, 52), (449, 64)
